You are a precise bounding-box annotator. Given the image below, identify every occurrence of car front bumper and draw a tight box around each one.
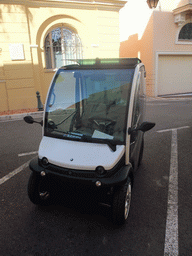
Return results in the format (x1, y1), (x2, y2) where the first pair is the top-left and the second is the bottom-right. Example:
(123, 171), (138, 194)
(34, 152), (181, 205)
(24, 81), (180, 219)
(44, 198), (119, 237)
(29, 157), (132, 188)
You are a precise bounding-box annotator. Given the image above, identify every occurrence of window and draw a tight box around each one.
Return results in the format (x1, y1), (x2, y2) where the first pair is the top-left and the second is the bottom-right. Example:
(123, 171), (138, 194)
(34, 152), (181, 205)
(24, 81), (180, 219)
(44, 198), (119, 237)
(178, 23), (192, 40)
(44, 27), (83, 69)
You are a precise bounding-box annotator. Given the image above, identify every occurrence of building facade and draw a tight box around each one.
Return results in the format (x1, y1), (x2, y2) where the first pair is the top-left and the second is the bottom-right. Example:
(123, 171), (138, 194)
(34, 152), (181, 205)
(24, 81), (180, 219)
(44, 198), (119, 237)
(120, 0), (192, 96)
(0, 0), (126, 113)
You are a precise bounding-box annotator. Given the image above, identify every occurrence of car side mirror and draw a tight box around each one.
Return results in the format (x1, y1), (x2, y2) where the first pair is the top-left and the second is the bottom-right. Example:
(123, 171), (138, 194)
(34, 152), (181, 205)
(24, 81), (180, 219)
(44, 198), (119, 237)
(24, 116), (43, 126)
(24, 116), (34, 124)
(128, 121), (155, 135)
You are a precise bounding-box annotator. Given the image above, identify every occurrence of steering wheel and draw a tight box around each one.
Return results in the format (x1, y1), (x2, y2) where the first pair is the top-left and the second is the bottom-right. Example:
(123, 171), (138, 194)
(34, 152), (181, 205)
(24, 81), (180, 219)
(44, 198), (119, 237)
(88, 117), (116, 133)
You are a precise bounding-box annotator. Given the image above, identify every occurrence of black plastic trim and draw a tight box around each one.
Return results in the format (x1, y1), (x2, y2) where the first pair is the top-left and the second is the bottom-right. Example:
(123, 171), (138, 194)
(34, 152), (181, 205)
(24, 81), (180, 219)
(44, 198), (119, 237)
(29, 157), (132, 187)
(59, 58), (141, 70)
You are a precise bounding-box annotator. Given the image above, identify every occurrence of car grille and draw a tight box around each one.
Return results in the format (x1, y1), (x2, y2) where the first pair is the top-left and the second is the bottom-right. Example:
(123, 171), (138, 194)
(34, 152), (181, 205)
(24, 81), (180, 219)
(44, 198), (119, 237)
(44, 155), (125, 179)
(47, 164), (96, 178)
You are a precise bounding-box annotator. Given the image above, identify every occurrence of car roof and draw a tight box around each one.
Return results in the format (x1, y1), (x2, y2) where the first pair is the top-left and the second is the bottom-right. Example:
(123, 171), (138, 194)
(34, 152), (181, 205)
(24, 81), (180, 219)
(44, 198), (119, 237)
(60, 58), (141, 70)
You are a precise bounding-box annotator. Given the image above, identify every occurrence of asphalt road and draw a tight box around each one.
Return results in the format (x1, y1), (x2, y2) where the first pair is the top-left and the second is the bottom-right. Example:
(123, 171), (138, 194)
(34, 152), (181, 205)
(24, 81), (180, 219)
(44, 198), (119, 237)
(0, 97), (192, 256)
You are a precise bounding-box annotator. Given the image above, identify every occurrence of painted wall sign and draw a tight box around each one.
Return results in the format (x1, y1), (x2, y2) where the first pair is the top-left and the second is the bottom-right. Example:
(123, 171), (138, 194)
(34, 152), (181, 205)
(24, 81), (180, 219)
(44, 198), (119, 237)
(9, 44), (25, 60)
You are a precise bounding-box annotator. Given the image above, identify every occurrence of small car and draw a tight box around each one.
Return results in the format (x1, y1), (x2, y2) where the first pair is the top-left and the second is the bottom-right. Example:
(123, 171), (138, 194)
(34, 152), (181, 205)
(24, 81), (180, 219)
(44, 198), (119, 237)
(24, 58), (155, 225)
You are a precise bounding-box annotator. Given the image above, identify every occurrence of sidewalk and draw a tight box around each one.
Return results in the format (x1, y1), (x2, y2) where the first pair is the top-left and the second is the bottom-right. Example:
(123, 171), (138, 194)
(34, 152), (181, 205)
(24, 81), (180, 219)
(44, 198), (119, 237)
(0, 108), (43, 122)
(147, 93), (192, 101)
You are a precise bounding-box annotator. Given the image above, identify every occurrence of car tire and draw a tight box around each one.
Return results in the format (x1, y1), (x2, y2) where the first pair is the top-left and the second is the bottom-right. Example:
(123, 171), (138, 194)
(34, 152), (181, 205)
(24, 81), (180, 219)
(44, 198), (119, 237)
(28, 172), (52, 205)
(112, 177), (132, 225)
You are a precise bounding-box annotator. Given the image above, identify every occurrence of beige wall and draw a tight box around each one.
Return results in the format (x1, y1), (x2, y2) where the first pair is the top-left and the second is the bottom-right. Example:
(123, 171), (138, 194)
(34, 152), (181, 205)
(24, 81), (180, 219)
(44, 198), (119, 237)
(0, 4), (35, 112)
(153, 11), (192, 52)
(120, 7), (192, 96)
(0, 0), (125, 112)
(153, 11), (192, 96)
(120, 13), (155, 96)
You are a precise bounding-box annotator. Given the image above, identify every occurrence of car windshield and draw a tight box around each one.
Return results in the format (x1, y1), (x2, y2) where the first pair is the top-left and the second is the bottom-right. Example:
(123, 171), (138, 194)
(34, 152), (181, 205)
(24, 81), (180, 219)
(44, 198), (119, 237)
(44, 68), (135, 148)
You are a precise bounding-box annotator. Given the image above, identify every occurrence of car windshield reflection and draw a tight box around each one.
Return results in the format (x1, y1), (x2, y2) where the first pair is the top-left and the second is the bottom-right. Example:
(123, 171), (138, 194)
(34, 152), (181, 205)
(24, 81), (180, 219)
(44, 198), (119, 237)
(44, 68), (135, 145)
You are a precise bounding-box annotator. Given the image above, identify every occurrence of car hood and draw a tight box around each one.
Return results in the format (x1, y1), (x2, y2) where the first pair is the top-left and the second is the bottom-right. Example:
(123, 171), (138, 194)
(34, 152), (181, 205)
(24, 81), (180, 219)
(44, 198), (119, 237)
(38, 136), (125, 170)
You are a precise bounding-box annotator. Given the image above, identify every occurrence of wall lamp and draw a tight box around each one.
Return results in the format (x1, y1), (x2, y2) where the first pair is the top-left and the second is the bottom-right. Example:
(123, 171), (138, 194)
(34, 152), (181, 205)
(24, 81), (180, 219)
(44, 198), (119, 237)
(147, 0), (159, 9)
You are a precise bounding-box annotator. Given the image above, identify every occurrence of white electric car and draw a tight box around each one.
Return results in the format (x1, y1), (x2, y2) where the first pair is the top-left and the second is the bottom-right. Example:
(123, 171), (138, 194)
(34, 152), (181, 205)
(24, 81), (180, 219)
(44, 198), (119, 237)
(24, 58), (155, 225)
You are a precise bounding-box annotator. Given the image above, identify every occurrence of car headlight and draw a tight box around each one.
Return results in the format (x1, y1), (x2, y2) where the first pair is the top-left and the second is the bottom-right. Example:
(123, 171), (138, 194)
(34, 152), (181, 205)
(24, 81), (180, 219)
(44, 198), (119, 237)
(41, 157), (49, 167)
(95, 166), (106, 176)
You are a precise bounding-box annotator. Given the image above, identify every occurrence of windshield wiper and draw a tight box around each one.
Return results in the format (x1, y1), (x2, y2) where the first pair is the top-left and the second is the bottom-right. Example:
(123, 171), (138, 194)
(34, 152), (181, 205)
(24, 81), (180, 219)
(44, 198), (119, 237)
(102, 139), (117, 152)
(56, 110), (77, 126)
(46, 111), (77, 131)
(46, 124), (117, 151)
(81, 135), (117, 152)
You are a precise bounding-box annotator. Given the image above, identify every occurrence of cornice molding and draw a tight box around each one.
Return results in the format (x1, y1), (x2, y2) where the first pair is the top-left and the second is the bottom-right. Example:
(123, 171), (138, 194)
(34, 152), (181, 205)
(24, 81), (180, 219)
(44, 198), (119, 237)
(173, 3), (192, 15)
(0, 0), (127, 10)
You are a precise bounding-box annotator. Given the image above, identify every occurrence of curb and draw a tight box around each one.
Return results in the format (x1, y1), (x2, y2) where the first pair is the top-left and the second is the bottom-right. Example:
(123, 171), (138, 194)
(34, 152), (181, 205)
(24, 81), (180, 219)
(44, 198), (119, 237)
(146, 95), (192, 101)
(0, 111), (43, 122)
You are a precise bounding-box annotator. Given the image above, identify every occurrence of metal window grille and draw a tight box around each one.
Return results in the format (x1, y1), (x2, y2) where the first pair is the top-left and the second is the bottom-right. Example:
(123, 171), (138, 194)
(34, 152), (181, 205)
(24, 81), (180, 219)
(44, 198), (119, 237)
(45, 27), (83, 69)
(179, 23), (192, 40)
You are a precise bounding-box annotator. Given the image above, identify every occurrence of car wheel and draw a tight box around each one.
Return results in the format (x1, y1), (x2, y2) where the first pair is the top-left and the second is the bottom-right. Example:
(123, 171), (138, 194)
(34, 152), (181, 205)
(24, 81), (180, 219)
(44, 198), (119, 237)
(112, 177), (132, 225)
(138, 137), (144, 167)
(28, 172), (52, 205)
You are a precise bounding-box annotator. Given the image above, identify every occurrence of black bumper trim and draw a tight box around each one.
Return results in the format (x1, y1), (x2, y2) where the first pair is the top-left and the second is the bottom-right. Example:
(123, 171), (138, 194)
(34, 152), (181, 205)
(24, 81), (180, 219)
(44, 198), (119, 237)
(29, 157), (132, 187)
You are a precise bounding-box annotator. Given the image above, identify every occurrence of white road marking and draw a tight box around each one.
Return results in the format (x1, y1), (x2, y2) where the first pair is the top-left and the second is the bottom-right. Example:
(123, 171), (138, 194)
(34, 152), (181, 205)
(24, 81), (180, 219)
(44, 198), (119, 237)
(164, 129), (178, 256)
(0, 161), (30, 185)
(158, 125), (190, 255)
(0, 119), (23, 123)
(157, 126), (190, 133)
(156, 126), (189, 255)
(18, 151), (38, 157)
(147, 103), (170, 106)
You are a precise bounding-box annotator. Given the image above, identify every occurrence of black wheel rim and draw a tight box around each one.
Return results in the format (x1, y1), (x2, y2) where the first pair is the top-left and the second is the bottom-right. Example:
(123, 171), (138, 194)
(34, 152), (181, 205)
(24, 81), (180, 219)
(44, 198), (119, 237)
(124, 182), (131, 220)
